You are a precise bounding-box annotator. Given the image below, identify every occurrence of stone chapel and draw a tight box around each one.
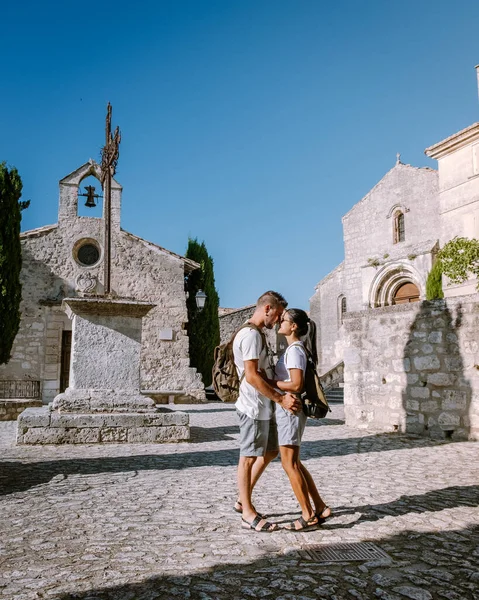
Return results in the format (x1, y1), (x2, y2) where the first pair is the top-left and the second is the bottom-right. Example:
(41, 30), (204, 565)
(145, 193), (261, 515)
(310, 66), (479, 440)
(0, 160), (205, 412)
(311, 66), (479, 376)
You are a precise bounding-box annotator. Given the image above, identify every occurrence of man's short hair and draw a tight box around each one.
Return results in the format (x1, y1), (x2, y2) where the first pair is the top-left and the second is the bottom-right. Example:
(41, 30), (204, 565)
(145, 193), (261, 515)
(256, 290), (288, 310)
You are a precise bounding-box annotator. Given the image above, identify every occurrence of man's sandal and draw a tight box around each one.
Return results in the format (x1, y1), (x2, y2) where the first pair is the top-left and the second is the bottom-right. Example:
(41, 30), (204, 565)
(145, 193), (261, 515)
(234, 500), (263, 518)
(316, 506), (332, 524)
(284, 515), (319, 531)
(241, 515), (278, 533)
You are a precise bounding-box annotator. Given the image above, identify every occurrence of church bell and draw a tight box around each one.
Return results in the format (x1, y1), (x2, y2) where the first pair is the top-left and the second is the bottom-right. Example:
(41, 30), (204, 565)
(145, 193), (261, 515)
(83, 185), (98, 208)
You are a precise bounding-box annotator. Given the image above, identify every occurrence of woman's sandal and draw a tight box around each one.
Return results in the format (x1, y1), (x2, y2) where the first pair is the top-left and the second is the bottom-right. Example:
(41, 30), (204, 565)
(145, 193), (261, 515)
(234, 500), (263, 518)
(316, 506), (332, 524)
(284, 515), (319, 531)
(241, 515), (278, 533)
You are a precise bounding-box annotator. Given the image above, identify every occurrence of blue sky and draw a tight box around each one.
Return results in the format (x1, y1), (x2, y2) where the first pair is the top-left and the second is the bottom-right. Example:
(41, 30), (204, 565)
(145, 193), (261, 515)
(1, 0), (479, 309)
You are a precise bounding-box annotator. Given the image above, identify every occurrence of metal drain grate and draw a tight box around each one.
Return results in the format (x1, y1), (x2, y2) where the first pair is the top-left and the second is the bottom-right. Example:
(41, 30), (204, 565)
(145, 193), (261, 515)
(300, 542), (391, 563)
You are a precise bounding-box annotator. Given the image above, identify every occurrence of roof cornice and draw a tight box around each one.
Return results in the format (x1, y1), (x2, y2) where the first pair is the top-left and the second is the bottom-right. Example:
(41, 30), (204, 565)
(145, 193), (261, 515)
(425, 122), (479, 159)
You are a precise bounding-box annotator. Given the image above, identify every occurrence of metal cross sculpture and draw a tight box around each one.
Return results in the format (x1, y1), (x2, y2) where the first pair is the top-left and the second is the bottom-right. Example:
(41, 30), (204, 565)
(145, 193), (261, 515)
(100, 103), (121, 295)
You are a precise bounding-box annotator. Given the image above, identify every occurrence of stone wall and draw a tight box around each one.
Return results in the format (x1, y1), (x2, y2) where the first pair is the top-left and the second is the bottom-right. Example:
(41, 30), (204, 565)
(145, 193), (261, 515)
(310, 262), (344, 374)
(342, 294), (479, 441)
(219, 306), (281, 356)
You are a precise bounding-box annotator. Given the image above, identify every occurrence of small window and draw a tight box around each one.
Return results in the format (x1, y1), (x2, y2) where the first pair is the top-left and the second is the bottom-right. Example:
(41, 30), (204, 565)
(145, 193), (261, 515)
(73, 238), (102, 267)
(338, 295), (347, 325)
(393, 211), (405, 244)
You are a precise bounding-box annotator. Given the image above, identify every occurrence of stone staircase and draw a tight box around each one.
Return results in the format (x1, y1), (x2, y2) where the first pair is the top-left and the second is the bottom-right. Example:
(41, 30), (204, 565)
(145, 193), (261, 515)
(325, 386), (344, 404)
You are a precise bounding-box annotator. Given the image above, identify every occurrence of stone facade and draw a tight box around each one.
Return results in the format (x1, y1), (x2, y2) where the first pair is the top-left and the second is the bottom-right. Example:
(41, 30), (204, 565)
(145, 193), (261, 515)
(342, 295), (479, 441)
(426, 121), (479, 296)
(311, 66), (479, 383)
(0, 161), (205, 408)
(311, 162), (439, 375)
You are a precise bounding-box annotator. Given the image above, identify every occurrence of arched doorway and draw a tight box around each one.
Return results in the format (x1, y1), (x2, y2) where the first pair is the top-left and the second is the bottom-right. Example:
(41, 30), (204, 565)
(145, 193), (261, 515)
(392, 282), (420, 304)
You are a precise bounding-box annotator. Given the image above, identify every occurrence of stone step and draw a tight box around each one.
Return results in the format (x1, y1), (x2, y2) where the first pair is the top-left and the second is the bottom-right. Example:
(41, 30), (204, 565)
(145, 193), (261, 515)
(16, 406), (190, 445)
(325, 387), (344, 403)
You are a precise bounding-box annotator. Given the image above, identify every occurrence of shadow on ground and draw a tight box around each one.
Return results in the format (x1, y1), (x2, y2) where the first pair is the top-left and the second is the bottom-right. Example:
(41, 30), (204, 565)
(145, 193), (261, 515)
(54, 525), (479, 599)
(325, 484), (479, 529)
(0, 431), (456, 496)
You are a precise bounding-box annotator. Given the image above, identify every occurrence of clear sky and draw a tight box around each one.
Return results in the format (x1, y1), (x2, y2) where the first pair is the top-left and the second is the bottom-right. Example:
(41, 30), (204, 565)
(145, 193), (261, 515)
(1, 0), (479, 309)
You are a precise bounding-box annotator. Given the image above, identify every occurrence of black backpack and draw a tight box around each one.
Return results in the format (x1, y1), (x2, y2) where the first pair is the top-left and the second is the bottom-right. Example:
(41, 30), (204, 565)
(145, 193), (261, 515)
(288, 343), (330, 419)
(212, 323), (266, 403)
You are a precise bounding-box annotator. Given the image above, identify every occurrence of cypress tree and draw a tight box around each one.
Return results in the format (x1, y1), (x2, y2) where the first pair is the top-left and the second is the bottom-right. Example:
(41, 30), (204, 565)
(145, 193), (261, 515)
(0, 163), (28, 365)
(185, 238), (220, 387)
(426, 259), (444, 300)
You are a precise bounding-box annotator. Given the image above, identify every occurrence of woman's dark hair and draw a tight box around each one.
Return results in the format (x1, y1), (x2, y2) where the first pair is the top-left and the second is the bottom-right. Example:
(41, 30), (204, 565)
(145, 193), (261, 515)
(286, 308), (318, 365)
(286, 308), (310, 337)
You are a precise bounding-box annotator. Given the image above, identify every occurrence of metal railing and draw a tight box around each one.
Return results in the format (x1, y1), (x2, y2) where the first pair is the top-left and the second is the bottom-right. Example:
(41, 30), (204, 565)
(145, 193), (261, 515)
(0, 380), (41, 399)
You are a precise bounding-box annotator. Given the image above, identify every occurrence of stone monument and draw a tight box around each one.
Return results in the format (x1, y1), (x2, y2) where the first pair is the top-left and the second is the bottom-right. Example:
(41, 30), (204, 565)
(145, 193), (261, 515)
(16, 105), (190, 444)
(17, 298), (189, 444)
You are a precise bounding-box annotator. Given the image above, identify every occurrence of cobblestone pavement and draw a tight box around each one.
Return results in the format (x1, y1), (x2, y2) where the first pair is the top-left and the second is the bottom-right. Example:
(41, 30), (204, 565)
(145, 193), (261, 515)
(1, 403), (479, 600)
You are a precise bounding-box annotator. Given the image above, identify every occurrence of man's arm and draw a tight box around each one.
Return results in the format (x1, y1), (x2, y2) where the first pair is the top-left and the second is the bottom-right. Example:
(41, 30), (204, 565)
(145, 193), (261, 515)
(244, 359), (301, 413)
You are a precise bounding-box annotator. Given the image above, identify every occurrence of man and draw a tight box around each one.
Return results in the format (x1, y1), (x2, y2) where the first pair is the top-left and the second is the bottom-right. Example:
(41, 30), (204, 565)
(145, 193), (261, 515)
(233, 290), (301, 532)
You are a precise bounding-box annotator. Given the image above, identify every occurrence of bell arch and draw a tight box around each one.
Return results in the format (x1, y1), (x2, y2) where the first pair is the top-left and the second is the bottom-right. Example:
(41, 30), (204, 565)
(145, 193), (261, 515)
(368, 262), (424, 308)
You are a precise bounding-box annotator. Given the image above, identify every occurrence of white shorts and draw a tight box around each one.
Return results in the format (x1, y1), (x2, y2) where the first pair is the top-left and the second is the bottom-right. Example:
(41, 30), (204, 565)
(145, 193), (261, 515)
(275, 404), (307, 447)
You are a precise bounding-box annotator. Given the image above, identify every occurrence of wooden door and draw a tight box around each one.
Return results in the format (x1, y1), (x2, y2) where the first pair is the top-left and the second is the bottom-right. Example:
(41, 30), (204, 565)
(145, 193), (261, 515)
(393, 282), (420, 304)
(60, 331), (72, 392)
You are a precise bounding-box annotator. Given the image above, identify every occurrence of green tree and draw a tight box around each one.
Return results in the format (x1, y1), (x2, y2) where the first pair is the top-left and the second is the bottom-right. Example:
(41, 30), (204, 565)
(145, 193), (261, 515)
(437, 237), (479, 290)
(0, 163), (29, 365)
(185, 238), (220, 387)
(426, 259), (444, 300)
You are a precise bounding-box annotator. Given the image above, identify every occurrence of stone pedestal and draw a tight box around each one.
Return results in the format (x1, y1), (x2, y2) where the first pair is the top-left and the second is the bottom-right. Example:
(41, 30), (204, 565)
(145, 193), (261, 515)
(17, 298), (190, 444)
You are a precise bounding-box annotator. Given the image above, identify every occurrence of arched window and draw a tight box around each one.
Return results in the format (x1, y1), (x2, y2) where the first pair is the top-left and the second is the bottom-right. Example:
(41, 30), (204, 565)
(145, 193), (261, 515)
(393, 211), (405, 244)
(338, 295), (347, 325)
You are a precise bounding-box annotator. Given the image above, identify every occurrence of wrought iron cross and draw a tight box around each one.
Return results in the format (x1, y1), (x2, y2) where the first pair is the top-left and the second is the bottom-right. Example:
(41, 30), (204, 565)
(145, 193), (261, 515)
(100, 103), (121, 295)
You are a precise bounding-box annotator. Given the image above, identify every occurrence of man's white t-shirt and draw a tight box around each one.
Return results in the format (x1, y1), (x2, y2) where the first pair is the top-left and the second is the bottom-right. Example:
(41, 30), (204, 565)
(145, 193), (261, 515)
(233, 326), (273, 421)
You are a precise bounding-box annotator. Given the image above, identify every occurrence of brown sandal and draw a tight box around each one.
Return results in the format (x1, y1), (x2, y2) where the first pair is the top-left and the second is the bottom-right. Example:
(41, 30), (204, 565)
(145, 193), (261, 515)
(241, 515), (278, 533)
(316, 506), (332, 524)
(284, 515), (319, 531)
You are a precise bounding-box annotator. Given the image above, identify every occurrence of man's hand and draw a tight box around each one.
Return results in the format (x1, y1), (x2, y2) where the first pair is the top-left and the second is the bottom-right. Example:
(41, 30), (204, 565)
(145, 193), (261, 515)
(281, 393), (302, 414)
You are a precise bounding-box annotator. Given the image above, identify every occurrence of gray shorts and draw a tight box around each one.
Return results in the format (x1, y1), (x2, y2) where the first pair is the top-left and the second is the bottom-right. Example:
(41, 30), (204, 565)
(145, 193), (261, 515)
(276, 404), (307, 447)
(236, 410), (279, 457)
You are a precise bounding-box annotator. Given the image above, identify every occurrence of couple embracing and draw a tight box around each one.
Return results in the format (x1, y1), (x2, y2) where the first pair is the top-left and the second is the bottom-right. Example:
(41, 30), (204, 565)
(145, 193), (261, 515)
(233, 290), (331, 532)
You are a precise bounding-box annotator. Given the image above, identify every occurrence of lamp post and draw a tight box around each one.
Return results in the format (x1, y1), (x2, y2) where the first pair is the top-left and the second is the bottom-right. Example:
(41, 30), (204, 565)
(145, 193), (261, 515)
(195, 289), (207, 312)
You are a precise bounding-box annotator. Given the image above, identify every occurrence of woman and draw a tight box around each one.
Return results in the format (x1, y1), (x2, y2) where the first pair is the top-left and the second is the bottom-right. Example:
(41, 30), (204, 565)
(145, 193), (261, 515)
(272, 308), (331, 531)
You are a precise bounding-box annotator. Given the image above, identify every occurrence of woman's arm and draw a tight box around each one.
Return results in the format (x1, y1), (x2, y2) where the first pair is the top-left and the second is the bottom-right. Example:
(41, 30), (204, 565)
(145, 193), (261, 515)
(275, 368), (304, 393)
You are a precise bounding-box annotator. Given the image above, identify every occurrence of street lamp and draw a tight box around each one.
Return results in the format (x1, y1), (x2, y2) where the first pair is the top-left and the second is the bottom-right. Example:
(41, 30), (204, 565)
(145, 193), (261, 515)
(195, 289), (207, 312)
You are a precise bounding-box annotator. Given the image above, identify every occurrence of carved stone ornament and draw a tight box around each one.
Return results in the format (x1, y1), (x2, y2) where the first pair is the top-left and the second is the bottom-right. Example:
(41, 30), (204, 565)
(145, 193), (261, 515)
(76, 271), (97, 293)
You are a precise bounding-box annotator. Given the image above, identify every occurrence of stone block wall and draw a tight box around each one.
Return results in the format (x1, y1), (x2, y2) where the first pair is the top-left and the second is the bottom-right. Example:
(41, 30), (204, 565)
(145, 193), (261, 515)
(219, 306), (280, 356)
(342, 295), (479, 440)
(310, 262), (344, 373)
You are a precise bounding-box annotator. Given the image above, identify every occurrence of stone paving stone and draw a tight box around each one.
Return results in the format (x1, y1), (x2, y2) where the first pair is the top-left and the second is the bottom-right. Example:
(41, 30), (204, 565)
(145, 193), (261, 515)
(0, 403), (479, 599)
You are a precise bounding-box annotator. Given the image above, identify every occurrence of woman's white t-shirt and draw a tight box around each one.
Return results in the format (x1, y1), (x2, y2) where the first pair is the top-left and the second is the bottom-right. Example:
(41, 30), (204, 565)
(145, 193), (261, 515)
(275, 342), (307, 383)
